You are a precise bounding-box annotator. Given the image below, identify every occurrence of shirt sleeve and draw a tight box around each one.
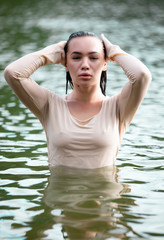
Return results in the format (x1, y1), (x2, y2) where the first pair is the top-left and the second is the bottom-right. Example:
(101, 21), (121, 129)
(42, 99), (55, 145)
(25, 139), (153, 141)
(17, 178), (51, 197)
(4, 51), (51, 122)
(114, 54), (152, 128)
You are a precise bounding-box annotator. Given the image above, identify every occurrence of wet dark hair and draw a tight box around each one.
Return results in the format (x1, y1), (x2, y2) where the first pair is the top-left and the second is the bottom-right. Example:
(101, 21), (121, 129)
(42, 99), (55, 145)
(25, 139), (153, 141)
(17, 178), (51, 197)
(64, 31), (107, 95)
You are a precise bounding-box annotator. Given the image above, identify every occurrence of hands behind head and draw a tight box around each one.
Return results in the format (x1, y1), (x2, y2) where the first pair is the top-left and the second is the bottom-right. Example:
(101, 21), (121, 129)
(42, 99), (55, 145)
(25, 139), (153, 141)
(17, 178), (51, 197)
(101, 34), (125, 62)
(42, 34), (125, 67)
(57, 41), (67, 66)
(41, 41), (66, 66)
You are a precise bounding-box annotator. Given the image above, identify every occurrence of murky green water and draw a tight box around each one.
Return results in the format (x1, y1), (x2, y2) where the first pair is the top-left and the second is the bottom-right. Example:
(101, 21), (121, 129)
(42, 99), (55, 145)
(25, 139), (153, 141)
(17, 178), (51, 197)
(0, 0), (164, 239)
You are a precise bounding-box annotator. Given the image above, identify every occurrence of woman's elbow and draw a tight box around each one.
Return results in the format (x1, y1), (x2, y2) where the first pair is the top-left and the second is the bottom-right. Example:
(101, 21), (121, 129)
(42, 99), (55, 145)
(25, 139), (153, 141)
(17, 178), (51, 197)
(4, 64), (16, 84)
(140, 67), (152, 86)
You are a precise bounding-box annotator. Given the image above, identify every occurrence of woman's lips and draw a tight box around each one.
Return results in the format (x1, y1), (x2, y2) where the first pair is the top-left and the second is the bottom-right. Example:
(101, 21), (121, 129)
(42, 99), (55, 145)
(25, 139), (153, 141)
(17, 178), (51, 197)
(79, 73), (92, 79)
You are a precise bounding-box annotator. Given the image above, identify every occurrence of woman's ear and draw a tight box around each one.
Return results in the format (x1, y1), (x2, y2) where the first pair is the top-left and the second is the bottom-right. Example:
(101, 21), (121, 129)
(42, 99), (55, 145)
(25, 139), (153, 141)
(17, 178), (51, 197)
(102, 62), (107, 71)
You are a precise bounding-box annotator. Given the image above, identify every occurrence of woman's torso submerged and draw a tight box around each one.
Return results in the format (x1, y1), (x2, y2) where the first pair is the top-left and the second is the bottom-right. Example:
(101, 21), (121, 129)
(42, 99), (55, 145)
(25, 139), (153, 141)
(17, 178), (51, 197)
(43, 93), (121, 169)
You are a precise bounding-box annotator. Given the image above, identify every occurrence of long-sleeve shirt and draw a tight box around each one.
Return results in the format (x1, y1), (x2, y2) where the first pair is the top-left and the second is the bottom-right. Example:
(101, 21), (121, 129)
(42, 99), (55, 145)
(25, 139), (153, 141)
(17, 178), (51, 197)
(4, 48), (152, 169)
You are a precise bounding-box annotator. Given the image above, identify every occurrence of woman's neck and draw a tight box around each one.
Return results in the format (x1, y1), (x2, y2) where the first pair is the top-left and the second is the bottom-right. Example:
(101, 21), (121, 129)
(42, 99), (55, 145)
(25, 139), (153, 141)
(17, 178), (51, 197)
(67, 87), (105, 103)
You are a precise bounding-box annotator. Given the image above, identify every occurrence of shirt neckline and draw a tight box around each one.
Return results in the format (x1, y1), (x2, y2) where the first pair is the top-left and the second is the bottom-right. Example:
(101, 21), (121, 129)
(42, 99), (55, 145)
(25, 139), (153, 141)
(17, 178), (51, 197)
(63, 96), (108, 126)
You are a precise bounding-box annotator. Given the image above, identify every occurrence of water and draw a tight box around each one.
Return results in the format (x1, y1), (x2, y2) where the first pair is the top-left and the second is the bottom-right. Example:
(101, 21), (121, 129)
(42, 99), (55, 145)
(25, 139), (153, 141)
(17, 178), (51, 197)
(0, 0), (164, 239)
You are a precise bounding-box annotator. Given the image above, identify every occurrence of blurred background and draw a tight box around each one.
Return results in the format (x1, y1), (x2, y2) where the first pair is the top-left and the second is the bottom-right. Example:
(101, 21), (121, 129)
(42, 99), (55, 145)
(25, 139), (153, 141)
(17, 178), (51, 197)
(0, 0), (164, 239)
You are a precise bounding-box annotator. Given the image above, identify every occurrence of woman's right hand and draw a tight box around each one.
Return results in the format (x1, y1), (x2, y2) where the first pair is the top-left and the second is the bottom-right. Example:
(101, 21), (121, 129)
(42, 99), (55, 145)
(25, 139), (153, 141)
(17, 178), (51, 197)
(39, 41), (67, 66)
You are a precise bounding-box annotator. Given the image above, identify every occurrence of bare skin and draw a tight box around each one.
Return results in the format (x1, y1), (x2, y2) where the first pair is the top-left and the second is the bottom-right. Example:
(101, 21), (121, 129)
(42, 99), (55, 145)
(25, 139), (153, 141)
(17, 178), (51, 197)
(65, 36), (107, 123)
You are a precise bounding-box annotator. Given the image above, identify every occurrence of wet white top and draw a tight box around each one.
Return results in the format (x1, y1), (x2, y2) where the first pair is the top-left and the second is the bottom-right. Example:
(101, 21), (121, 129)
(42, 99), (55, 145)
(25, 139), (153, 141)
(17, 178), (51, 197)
(4, 48), (151, 168)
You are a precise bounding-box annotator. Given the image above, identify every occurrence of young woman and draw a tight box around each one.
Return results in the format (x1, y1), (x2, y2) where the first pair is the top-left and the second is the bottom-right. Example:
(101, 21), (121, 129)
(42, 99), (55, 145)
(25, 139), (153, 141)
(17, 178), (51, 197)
(4, 31), (152, 169)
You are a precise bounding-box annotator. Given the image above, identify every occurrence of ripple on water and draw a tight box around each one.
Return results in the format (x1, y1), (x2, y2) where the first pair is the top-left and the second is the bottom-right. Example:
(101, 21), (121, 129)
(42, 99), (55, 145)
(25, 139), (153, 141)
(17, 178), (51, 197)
(0, 0), (164, 239)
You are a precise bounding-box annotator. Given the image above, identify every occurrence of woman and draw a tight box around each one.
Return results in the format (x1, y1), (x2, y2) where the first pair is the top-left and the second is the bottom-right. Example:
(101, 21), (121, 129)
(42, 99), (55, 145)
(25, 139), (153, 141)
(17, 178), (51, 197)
(4, 31), (152, 169)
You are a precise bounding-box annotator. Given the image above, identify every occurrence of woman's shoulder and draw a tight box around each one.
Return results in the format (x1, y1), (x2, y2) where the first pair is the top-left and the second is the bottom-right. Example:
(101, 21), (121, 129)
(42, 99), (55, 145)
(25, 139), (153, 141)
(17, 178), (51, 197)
(47, 91), (66, 106)
(104, 94), (119, 105)
(102, 94), (120, 117)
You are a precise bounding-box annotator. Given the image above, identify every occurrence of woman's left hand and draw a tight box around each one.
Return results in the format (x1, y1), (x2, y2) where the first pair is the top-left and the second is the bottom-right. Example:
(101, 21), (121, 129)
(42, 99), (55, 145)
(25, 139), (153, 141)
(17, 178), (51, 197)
(101, 34), (126, 62)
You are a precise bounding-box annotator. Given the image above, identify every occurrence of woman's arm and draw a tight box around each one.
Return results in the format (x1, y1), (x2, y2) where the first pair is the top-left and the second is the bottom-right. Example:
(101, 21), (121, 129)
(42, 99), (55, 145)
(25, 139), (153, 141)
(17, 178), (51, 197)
(114, 54), (151, 125)
(4, 41), (66, 121)
(101, 34), (152, 126)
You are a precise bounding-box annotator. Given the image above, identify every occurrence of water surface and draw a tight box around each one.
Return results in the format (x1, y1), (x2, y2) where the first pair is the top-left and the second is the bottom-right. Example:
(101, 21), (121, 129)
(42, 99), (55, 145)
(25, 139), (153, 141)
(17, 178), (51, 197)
(0, 0), (164, 239)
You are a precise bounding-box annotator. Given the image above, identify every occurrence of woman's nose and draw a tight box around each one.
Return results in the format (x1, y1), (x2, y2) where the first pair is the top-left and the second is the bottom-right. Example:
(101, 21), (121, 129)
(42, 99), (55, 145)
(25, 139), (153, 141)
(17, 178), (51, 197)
(81, 58), (89, 70)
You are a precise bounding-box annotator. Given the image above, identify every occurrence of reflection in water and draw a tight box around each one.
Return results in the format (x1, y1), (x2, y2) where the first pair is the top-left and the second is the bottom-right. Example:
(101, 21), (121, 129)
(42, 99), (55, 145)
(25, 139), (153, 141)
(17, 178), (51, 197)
(28, 165), (140, 240)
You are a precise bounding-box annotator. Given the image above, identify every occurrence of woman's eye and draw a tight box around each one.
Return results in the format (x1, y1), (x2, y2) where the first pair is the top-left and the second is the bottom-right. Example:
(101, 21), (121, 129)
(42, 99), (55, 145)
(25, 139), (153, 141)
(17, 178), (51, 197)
(72, 56), (81, 60)
(71, 56), (98, 60)
(90, 57), (98, 60)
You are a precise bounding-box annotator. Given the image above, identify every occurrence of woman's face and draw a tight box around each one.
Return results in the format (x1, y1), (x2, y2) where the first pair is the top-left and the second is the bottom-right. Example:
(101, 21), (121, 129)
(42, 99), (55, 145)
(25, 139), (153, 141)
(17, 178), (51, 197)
(65, 36), (106, 90)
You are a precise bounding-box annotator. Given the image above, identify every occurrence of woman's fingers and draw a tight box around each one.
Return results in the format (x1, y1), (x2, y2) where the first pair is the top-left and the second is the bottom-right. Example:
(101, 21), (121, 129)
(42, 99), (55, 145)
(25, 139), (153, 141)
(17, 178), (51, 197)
(101, 34), (112, 47)
(58, 41), (67, 66)
(101, 34), (113, 61)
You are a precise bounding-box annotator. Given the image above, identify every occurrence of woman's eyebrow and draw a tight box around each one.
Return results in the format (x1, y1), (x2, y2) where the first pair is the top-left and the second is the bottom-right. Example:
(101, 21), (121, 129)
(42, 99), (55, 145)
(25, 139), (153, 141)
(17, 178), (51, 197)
(88, 52), (100, 55)
(71, 51), (82, 55)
